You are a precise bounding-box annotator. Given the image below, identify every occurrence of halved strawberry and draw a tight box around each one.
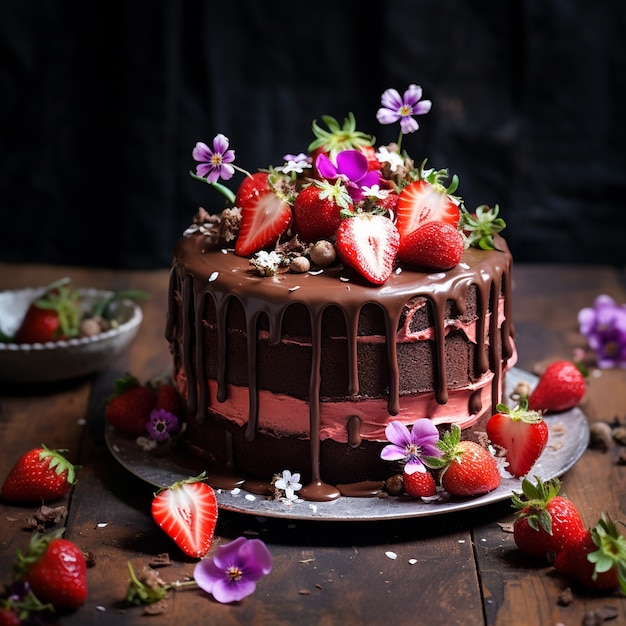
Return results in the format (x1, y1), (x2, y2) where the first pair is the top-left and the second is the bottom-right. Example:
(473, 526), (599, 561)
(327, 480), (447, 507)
(486, 402), (548, 478)
(397, 220), (465, 271)
(151, 474), (218, 558)
(396, 178), (461, 239)
(234, 190), (292, 257)
(335, 212), (400, 285)
(235, 171), (269, 208)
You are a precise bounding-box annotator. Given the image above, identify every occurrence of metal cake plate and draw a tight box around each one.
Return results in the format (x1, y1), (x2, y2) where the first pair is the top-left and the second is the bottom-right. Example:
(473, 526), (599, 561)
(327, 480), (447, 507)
(105, 368), (590, 521)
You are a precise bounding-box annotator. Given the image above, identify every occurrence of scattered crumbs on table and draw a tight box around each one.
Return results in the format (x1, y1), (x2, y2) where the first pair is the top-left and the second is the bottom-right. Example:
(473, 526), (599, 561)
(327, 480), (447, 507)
(408, 558), (417, 565)
(385, 551), (397, 560)
(458, 539), (465, 544)
(96, 522), (108, 528)
(96, 606), (106, 612)
(243, 529), (260, 536)
(498, 521), (514, 533)
(298, 589), (311, 595)
(77, 418), (86, 426)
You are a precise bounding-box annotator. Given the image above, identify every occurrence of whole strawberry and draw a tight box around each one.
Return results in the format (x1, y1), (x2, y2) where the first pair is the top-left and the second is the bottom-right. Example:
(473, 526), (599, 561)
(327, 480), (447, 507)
(335, 211), (400, 285)
(554, 513), (626, 593)
(154, 382), (182, 417)
(151, 474), (218, 558)
(105, 374), (157, 436)
(431, 424), (501, 497)
(1, 446), (79, 504)
(14, 278), (81, 344)
(527, 360), (587, 413)
(15, 530), (88, 612)
(397, 220), (465, 272)
(486, 401), (548, 478)
(403, 468), (437, 498)
(511, 476), (586, 561)
(293, 180), (353, 242)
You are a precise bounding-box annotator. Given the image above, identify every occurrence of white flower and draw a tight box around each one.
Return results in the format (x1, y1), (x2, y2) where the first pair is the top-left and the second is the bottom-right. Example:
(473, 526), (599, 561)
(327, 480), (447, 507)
(274, 470), (302, 501)
(375, 146), (405, 173)
(250, 250), (285, 276)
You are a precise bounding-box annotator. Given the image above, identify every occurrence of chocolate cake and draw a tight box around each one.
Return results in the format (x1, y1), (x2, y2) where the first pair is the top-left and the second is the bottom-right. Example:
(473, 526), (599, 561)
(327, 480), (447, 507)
(165, 84), (517, 502)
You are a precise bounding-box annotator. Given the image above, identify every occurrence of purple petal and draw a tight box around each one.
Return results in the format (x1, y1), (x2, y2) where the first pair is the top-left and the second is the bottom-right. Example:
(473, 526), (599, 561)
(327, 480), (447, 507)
(335, 150), (368, 181)
(404, 458), (426, 475)
(414, 99), (432, 115)
(403, 84), (423, 106)
(238, 539), (273, 578)
(211, 577), (257, 603)
(192, 142), (212, 162)
(384, 421), (412, 448)
(410, 418), (439, 442)
(376, 107), (401, 126)
(212, 133), (231, 154)
(316, 153), (339, 179)
(380, 88), (403, 111)
(399, 116), (419, 135)
(380, 443), (407, 462)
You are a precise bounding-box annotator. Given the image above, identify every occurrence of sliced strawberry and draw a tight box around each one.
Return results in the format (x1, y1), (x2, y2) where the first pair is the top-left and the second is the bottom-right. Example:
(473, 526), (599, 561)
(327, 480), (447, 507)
(292, 180), (352, 242)
(403, 469), (437, 498)
(151, 474), (218, 558)
(397, 220), (465, 271)
(335, 213), (400, 285)
(396, 179), (460, 239)
(235, 171), (269, 208)
(234, 190), (292, 257)
(486, 403), (548, 478)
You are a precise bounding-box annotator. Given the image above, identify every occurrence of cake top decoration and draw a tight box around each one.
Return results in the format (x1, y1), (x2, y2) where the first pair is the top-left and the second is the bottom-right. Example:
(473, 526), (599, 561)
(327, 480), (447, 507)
(188, 84), (506, 285)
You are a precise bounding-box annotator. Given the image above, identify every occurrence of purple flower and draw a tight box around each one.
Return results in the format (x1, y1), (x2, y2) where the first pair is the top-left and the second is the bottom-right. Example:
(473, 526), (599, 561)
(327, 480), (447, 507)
(316, 149), (381, 202)
(578, 294), (626, 368)
(376, 84), (432, 135)
(192, 134), (236, 183)
(145, 408), (179, 442)
(194, 537), (272, 603)
(380, 420), (441, 474)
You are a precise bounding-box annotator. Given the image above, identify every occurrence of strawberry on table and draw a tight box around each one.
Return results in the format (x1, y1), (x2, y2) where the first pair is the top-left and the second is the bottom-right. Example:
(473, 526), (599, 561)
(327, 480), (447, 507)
(151, 474), (218, 558)
(292, 179), (353, 242)
(15, 529), (88, 612)
(14, 278), (81, 344)
(554, 512), (626, 593)
(527, 360), (587, 414)
(335, 211), (400, 285)
(397, 220), (465, 272)
(1, 445), (79, 504)
(486, 401), (548, 478)
(511, 476), (586, 561)
(430, 424), (501, 497)
(105, 374), (158, 436)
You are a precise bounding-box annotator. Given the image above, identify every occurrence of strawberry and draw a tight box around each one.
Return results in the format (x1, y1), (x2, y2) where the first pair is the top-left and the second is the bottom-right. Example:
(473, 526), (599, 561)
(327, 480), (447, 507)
(14, 278), (81, 344)
(485, 402), (548, 478)
(0, 609), (20, 626)
(397, 220), (465, 272)
(234, 171), (269, 208)
(292, 180), (353, 242)
(395, 172), (461, 240)
(335, 212), (400, 285)
(152, 474), (218, 558)
(511, 476), (587, 561)
(154, 382), (182, 418)
(1, 445), (79, 504)
(234, 189), (292, 257)
(105, 374), (157, 436)
(527, 360), (587, 414)
(431, 424), (501, 497)
(403, 468), (437, 498)
(553, 513), (626, 593)
(15, 530), (88, 611)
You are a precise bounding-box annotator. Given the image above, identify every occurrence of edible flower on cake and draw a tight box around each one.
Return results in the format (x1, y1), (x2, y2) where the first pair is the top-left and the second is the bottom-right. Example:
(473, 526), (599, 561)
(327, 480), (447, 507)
(189, 83), (506, 286)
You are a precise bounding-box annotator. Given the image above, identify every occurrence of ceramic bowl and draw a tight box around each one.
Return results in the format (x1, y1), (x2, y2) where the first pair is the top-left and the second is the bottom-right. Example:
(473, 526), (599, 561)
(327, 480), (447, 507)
(0, 287), (143, 383)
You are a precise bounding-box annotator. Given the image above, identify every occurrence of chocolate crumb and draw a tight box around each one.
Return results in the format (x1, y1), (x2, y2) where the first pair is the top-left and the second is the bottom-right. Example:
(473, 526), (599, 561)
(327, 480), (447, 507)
(557, 586), (574, 606)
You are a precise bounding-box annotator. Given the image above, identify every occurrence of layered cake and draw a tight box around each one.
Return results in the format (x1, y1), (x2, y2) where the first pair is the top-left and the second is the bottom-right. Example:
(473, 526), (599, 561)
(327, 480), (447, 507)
(166, 85), (517, 502)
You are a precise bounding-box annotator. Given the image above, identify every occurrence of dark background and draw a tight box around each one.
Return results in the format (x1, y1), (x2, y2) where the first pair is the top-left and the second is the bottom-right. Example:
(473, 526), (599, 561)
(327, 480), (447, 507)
(1, 0), (625, 270)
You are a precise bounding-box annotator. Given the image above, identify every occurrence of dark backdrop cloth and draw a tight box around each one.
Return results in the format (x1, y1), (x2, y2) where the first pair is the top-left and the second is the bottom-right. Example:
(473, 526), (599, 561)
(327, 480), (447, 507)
(1, 0), (625, 270)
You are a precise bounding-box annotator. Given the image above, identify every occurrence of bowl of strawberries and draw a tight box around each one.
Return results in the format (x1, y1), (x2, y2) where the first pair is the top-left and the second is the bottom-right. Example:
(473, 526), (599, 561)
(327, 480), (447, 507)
(0, 278), (147, 383)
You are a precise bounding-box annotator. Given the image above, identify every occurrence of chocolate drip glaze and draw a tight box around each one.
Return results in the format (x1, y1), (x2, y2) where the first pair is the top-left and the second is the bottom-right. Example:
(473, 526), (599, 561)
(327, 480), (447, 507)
(166, 235), (514, 501)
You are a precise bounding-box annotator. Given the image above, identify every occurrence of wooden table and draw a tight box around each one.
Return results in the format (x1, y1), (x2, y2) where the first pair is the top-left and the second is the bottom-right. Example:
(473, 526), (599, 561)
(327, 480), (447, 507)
(1, 262), (625, 626)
